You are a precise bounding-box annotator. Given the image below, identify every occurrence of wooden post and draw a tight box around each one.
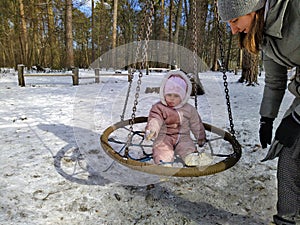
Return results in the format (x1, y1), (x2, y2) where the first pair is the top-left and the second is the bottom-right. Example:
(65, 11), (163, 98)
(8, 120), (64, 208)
(18, 64), (25, 87)
(72, 67), (79, 85)
(234, 67), (238, 75)
(128, 68), (133, 82)
(95, 68), (100, 83)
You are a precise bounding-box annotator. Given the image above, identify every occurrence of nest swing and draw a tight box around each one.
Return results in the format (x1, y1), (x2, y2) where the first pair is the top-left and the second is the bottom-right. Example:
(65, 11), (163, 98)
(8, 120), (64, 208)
(100, 0), (241, 177)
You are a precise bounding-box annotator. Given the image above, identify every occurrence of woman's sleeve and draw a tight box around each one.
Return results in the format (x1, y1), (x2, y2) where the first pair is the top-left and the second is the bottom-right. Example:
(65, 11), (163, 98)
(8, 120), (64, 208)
(259, 55), (288, 118)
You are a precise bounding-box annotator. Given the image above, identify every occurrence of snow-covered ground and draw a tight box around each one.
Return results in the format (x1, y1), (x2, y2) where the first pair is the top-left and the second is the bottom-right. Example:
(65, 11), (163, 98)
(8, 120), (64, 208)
(0, 68), (294, 224)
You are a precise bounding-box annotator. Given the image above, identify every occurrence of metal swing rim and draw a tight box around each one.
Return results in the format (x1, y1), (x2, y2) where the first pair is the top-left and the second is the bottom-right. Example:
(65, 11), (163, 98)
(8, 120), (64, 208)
(100, 116), (241, 177)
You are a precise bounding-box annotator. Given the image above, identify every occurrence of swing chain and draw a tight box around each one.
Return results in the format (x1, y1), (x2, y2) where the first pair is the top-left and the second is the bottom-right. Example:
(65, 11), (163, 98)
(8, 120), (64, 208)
(130, 0), (154, 122)
(121, 2), (154, 121)
(214, 0), (236, 139)
(192, 0), (198, 109)
(121, 1), (154, 121)
(125, 0), (155, 156)
(120, 69), (134, 121)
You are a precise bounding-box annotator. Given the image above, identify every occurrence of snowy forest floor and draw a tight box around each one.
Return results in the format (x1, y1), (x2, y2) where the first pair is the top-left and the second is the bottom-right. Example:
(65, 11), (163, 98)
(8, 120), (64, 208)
(0, 69), (294, 225)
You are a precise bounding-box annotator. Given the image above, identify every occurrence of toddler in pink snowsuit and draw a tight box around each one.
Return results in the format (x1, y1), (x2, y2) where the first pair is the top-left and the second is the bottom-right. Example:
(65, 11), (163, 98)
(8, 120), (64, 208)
(145, 71), (210, 166)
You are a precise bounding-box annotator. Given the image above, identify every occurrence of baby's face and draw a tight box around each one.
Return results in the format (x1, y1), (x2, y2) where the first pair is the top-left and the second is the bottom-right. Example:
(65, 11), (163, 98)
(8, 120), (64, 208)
(165, 93), (181, 107)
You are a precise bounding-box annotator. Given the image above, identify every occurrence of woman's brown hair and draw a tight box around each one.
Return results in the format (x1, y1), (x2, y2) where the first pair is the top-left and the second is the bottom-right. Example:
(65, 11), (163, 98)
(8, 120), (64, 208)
(238, 8), (265, 55)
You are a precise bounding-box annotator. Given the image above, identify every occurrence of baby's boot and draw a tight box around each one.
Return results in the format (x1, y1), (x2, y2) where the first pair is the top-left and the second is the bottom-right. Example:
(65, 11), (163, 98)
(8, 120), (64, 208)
(183, 152), (213, 167)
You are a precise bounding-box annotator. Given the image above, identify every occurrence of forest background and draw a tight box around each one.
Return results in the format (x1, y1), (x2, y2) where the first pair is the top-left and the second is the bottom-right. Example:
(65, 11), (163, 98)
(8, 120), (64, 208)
(0, 0), (259, 82)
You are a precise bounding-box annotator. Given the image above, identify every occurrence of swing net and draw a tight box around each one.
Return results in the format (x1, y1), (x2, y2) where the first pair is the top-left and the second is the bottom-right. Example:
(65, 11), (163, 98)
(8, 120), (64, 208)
(101, 117), (241, 177)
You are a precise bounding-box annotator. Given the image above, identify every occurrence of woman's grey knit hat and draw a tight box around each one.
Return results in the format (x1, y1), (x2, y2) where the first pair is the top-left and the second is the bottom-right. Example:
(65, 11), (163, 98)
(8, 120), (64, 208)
(217, 0), (266, 21)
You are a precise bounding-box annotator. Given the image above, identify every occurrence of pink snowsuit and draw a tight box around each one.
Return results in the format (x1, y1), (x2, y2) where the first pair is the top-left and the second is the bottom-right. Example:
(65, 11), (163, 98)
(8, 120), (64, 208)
(145, 71), (206, 164)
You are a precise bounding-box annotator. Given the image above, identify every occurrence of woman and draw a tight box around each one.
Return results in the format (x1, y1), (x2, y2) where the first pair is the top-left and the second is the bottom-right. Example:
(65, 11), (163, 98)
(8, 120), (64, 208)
(217, 0), (300, 224)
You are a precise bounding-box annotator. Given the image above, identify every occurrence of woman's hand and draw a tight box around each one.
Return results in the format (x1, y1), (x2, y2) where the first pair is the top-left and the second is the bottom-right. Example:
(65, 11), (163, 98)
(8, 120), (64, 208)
(259, 117), (275, 148)
(275, 111), (300, 147)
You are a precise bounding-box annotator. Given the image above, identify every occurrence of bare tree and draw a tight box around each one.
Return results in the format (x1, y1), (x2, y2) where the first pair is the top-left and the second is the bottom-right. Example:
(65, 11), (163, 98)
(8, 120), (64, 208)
(19, 0), (29, 66)
(196, 0), (208, 58)
(47, 0), (60, 68)
(112, 0), (118, 49)
(211, 2), (220, 71)
(159, 0), (165, 40)
(65, 0), (74, 69)
(171, 0), (183, 67)
(0, 0), (245, 72)
(112, 0), (118, 68)
(91, 0), (95, 63)
(239, 49), (259, 85)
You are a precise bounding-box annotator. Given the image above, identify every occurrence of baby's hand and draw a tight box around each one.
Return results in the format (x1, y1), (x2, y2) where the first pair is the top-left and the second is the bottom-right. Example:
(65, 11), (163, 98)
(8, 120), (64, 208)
(198, 138), (207, 147)
(145, 130), (155, 141)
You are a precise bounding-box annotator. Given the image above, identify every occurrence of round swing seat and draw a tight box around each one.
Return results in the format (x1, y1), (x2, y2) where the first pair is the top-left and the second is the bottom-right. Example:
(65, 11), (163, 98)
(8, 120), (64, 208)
(100, 117), (241, 177)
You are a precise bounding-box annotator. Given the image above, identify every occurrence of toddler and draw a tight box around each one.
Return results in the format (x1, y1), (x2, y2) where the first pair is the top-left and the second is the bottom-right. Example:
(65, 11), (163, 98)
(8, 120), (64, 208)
(145, 71), (212, 166)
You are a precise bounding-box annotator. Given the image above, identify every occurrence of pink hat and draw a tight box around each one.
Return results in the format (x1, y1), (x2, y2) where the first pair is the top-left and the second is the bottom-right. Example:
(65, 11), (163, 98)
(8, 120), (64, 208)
(164, 75), (187, 100)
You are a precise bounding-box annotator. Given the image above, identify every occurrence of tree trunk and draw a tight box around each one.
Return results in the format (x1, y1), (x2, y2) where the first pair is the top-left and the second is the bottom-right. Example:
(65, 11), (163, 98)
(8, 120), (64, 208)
(112, 0), (118, 49)
(112, 0), (118, 69)
(91, 0), (95, 63)
(172, 0), (183, 67)
(168, 0), (173, 67)
(185, 0), (193, 50)
(65, 0), (74, 69)
(211, 3), (219, 71)
(197, 0), (208, 58)
(19, 0), (28, 65)
(225, 32), (233, 71)
(240, 49), (259, 85)
(159, 0), (165, 40)
(173, 0), (182, 45)
(47, 0), (59, 68)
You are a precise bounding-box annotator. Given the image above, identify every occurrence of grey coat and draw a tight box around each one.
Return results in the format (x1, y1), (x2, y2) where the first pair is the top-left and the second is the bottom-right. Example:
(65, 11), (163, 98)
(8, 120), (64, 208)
(260, 0), (300, 160)
(260, 0), (300, 118)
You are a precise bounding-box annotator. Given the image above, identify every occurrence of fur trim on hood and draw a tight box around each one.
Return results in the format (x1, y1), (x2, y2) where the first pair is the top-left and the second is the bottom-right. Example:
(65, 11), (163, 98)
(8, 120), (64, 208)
(159, 71), (192, 109)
